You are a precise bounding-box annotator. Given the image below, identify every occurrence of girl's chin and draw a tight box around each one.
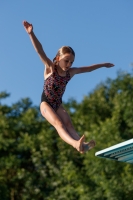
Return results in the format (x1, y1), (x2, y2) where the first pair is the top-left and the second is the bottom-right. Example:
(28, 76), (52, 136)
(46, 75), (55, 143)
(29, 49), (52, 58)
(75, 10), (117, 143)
(64, 68), (69, 71)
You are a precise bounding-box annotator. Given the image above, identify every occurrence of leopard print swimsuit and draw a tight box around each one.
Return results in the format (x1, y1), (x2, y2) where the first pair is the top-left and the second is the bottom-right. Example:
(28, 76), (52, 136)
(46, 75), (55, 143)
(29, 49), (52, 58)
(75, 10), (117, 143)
(41, 66), (71, 111)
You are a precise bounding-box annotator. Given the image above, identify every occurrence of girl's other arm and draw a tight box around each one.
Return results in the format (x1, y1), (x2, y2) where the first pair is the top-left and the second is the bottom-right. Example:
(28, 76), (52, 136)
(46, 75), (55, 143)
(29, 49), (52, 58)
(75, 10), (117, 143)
(70, 63), (114, 77)
(23, 21), (53, 67)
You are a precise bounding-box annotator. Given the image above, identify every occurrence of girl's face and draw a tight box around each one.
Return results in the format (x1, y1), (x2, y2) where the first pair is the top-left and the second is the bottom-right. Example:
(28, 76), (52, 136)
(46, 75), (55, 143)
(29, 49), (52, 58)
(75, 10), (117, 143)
(58, 53), (75, 71)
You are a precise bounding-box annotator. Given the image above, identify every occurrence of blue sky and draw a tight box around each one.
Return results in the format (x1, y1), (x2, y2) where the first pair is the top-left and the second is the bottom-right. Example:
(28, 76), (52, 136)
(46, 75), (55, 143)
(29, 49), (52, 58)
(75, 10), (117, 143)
(1, 1), (133, 106)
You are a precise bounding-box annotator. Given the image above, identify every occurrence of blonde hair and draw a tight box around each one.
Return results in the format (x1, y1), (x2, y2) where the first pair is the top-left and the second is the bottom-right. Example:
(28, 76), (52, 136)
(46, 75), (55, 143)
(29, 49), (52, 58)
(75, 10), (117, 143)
(53, 46), (75, 65)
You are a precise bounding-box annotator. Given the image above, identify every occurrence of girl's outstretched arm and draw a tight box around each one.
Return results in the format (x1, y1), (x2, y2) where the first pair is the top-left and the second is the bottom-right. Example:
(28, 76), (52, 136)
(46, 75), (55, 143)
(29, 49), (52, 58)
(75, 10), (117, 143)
(23, 21), (53, 67)
(70, 63), (114, 77)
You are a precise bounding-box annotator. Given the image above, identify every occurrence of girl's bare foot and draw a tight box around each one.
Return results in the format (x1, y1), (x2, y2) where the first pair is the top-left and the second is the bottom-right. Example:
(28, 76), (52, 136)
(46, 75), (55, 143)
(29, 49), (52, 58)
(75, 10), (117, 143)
(74, 135), (85, 153)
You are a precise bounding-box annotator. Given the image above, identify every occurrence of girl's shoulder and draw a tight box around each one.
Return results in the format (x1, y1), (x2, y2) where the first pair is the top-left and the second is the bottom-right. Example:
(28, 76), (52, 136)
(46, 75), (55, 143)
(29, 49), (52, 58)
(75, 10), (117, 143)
(44, 57), (54, 69)
(44, 62), (55, 80)
(69, 67), (79, 78)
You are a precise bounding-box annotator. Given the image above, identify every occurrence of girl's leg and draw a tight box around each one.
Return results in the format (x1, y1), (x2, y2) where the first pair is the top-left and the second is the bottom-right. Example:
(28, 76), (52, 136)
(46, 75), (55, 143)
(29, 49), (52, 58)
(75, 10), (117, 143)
(57, 105), (96, 152)
(40, 102), (85, 152)
(56, 105), (80, 140)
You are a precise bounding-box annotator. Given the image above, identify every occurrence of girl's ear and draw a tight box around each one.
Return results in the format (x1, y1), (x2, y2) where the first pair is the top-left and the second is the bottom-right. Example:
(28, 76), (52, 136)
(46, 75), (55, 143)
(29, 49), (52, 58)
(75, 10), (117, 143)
(56, 56), (60, 61)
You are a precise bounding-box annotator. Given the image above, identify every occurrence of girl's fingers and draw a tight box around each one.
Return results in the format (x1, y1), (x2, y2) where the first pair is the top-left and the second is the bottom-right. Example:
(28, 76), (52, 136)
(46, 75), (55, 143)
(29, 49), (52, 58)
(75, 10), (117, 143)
(111, 63), (114, 66)
(106, 63), (114, 68)
(23, 21), (27, 26)
(23, 21), (31, 28)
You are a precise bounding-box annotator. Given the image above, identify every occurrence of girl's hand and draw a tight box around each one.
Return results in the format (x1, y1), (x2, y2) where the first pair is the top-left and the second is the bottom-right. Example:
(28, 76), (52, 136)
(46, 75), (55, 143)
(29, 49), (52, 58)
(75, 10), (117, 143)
(104, 63), (115, 68)
(23, 21), (33, 34)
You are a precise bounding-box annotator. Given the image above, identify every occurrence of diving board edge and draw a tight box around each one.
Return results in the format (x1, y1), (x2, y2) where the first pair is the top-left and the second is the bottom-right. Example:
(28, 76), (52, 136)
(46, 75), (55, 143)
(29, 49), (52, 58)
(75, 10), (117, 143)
(95, 138), (133, 156)
(95, 138), (133, 163)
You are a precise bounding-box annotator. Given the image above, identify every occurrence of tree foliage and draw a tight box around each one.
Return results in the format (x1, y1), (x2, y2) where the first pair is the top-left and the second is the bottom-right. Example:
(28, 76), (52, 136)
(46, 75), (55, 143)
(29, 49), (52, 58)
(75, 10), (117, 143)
(0, 72), (133, 199)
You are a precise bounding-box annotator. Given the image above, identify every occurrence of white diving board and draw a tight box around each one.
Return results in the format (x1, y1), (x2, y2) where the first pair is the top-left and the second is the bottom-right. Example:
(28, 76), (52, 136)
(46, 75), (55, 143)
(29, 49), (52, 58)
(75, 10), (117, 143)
(95, 138), (133, 163)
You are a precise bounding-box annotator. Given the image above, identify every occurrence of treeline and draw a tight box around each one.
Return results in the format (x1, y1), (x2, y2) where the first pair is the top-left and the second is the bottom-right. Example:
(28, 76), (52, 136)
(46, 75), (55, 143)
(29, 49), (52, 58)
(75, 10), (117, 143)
(0, 72), (133, 200)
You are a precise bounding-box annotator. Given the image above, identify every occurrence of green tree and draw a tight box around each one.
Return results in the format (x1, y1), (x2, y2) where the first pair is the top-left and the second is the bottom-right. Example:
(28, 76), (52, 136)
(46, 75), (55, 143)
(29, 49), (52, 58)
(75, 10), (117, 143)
(69, 72), (133, 200)
(0, 72), (133, 199)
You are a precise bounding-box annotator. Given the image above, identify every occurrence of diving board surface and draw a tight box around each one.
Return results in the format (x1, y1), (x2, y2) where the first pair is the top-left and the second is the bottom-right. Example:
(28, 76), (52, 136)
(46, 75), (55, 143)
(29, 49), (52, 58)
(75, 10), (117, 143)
(95, 138), (133, 163)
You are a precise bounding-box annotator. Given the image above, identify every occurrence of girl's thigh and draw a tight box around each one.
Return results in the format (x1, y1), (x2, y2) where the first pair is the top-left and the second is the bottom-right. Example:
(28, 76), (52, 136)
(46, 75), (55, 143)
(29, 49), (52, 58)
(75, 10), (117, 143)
(56, 105), (73, 126)
(40, 102), (62, 127)
(57, 105), (80, 141)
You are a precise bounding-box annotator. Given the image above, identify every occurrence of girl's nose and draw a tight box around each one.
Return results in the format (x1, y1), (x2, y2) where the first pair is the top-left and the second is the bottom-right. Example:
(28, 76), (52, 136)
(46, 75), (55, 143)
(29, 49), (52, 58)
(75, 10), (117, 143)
(67, 61), (72, 67)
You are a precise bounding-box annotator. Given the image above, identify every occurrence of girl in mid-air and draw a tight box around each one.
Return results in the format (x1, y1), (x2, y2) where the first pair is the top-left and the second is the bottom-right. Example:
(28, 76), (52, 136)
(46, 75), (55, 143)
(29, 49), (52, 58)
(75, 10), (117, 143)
(23, 20), (114, 153)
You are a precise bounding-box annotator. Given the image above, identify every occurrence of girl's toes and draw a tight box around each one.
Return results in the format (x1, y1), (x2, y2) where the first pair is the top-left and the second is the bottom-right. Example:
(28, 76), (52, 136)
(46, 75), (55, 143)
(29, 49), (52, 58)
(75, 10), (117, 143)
(83, 140), (96, 152)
